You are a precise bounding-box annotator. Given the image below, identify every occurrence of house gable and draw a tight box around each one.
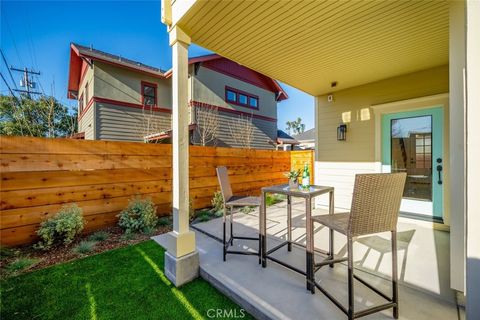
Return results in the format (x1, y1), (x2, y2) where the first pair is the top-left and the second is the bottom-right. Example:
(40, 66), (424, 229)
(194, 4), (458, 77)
(201, 57), (288, 101)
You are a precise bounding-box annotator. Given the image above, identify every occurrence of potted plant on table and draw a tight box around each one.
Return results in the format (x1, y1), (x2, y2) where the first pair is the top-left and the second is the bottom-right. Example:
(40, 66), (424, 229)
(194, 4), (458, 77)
(285, 169), (301, 189)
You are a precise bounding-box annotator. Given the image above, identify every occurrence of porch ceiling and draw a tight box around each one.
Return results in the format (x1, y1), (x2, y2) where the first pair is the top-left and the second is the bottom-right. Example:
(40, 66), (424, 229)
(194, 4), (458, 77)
(176, 0), (449, 96)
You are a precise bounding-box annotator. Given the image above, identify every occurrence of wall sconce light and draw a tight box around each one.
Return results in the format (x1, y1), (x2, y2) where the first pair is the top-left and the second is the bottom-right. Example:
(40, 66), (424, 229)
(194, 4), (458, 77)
(337, 124), (347, 141)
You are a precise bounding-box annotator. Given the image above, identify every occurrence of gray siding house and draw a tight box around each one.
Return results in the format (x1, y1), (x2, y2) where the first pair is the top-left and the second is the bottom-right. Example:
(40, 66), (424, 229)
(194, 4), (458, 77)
(67, 43), (288, 149)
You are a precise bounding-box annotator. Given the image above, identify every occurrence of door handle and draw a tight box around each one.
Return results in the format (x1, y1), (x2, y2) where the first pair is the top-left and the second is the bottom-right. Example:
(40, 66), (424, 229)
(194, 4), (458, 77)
(436, 158), (443, 185)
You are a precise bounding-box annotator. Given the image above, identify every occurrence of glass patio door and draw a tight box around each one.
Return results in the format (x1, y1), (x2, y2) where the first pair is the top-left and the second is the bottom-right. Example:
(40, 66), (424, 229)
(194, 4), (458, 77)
(381, 107), (444, 222)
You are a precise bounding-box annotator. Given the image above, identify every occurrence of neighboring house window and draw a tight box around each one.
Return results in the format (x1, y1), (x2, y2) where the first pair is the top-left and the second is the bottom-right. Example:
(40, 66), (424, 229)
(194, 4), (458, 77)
(79, 94), (84, 115)
(249, 96), (258, 108)
(141, 81), (157, 107)
(226, 89), (236, 102)
(225, 86), (259, 109)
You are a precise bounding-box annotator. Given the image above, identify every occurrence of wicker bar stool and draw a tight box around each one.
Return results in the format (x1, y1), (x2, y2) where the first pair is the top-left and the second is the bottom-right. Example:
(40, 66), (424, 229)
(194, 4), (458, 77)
(309, 173), (406, 320)
(216, 166), (261, 262)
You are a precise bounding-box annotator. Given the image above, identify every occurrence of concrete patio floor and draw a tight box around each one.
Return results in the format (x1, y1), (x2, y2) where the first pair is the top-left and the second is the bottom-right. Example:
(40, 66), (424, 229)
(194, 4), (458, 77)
(153, 199), (462, 320)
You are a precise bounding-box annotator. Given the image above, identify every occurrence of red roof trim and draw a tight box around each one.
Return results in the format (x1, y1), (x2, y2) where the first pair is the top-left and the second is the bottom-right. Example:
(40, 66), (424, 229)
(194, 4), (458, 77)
(78, 96), (171, 121)
(95, 97), (170, 113)
(187, 54), (222, 64)
(164, 55), (288, 101)
(68, 43), (166, 98)
(80, 53), (165, 79)
(202, 62), (288, 101)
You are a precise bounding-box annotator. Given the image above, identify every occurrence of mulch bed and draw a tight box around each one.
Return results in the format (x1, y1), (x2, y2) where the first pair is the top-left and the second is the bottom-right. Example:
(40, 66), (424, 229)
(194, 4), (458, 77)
(0, 224), (172, 276)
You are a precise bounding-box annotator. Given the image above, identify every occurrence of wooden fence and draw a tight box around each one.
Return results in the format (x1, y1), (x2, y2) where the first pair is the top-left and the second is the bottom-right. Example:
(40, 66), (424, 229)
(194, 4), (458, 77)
(0, 136), (314, 246)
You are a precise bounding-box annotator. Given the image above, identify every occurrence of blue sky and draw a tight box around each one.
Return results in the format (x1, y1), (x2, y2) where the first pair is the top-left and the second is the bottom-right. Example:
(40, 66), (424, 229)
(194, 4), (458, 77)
(0, 1), (314, 131)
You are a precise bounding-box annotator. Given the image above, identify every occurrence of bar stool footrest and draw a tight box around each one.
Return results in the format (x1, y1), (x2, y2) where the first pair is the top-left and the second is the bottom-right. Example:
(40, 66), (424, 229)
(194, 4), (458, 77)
(314, 257), (348, 271)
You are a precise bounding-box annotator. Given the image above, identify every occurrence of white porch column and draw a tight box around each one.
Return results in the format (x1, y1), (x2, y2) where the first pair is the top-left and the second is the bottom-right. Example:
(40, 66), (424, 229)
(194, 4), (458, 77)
(449, 0), (466, 294)
(163, 26), (199, 287)
(465, 0), (480, 317)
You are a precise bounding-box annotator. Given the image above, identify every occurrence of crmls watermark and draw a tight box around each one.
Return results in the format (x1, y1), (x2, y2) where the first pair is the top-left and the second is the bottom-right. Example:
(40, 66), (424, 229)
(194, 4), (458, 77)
(207, 308), (246, 318)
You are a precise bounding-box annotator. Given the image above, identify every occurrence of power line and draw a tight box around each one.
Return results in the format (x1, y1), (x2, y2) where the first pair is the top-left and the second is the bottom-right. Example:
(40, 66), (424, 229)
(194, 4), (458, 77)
(0, 49), (18, 90)
(3, 17), (24, 66)
(34, 74), (46, 96)
(1, 72), (16, 97)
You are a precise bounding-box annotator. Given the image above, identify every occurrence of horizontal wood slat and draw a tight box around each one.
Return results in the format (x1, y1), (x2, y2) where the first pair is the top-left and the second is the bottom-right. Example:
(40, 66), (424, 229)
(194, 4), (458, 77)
(0, 136), (313, 246)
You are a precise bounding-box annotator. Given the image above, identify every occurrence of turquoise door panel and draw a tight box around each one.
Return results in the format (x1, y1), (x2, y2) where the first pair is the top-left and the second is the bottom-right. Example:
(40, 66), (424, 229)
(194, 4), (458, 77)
(381, 107), (444, 219)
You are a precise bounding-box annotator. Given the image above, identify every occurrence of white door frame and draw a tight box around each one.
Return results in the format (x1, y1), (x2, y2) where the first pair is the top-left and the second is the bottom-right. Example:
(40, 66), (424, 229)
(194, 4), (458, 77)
(371, 93), (450, 224)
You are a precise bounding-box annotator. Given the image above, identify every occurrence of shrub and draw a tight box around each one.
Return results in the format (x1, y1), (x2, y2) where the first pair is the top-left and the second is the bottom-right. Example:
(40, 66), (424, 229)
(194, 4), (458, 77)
(211, 191), (224, 213)
(89, 231), (109, 242)
(117, 196), (158, 234)
(73, 241), (96, 255)
(6, 257), (39, 274)
(35, 204), (84, 250)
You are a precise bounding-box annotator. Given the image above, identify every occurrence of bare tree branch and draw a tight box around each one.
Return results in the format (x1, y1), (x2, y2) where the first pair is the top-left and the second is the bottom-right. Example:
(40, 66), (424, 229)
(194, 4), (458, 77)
(135, 105), (170, 143)
(193, 105), (218, 146)
(229, 113), (254, 149)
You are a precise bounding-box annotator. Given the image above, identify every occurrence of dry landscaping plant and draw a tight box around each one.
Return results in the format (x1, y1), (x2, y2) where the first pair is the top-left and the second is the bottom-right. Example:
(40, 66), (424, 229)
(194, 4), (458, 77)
(73, 241), (97, 255)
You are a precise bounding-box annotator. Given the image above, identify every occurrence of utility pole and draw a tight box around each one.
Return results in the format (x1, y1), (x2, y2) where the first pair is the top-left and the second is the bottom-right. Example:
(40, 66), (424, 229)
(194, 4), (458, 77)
(10, 66), (41, 97)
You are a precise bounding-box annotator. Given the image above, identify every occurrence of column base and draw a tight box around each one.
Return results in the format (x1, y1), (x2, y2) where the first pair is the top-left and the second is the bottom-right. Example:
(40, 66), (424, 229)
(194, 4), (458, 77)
(165, 250), (199, 287)
(164, 230), (196, 257)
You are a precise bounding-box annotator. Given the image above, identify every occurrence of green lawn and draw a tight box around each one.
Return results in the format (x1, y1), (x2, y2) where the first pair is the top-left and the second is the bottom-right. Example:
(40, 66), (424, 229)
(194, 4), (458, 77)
(1, 241), (252, 320)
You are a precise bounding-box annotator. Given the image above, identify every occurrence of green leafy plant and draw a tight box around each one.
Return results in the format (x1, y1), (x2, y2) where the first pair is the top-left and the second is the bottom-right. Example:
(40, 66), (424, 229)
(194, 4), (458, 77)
(241, 206), (255, 214)
(197, 213), (211, 222)
(73, 241), (96, 255)
(0, 246), (15, 261)
(211, 191), (224, 213)
(35, 204), (85, 250)
(212, 209), (223, 218)
(120, 233), (136, 241)
(5, 257), (39, 274)
(157, 216), (172, 227)
(89, 231), (109, 242)
(117, 196), (158, 234)
(266, 194), (286, 207)
(284, 169), (301, 181)
(142, 227), (155, 236)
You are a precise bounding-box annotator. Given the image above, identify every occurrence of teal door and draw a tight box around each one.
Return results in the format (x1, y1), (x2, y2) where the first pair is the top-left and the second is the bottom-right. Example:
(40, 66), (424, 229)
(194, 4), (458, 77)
(382, 107), (444, 221)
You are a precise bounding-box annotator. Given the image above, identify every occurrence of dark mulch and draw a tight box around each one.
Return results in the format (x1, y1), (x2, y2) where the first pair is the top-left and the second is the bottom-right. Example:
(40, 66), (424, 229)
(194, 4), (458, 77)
(0, 224), (171, 276)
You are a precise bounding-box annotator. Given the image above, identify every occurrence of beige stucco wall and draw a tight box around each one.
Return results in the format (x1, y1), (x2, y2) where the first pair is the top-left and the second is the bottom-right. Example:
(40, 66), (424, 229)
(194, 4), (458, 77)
(314, 65), (449, 209)
(315, 65), (448, 163)
(192, 66), (277, 119)
(93, 61), (172, 108)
